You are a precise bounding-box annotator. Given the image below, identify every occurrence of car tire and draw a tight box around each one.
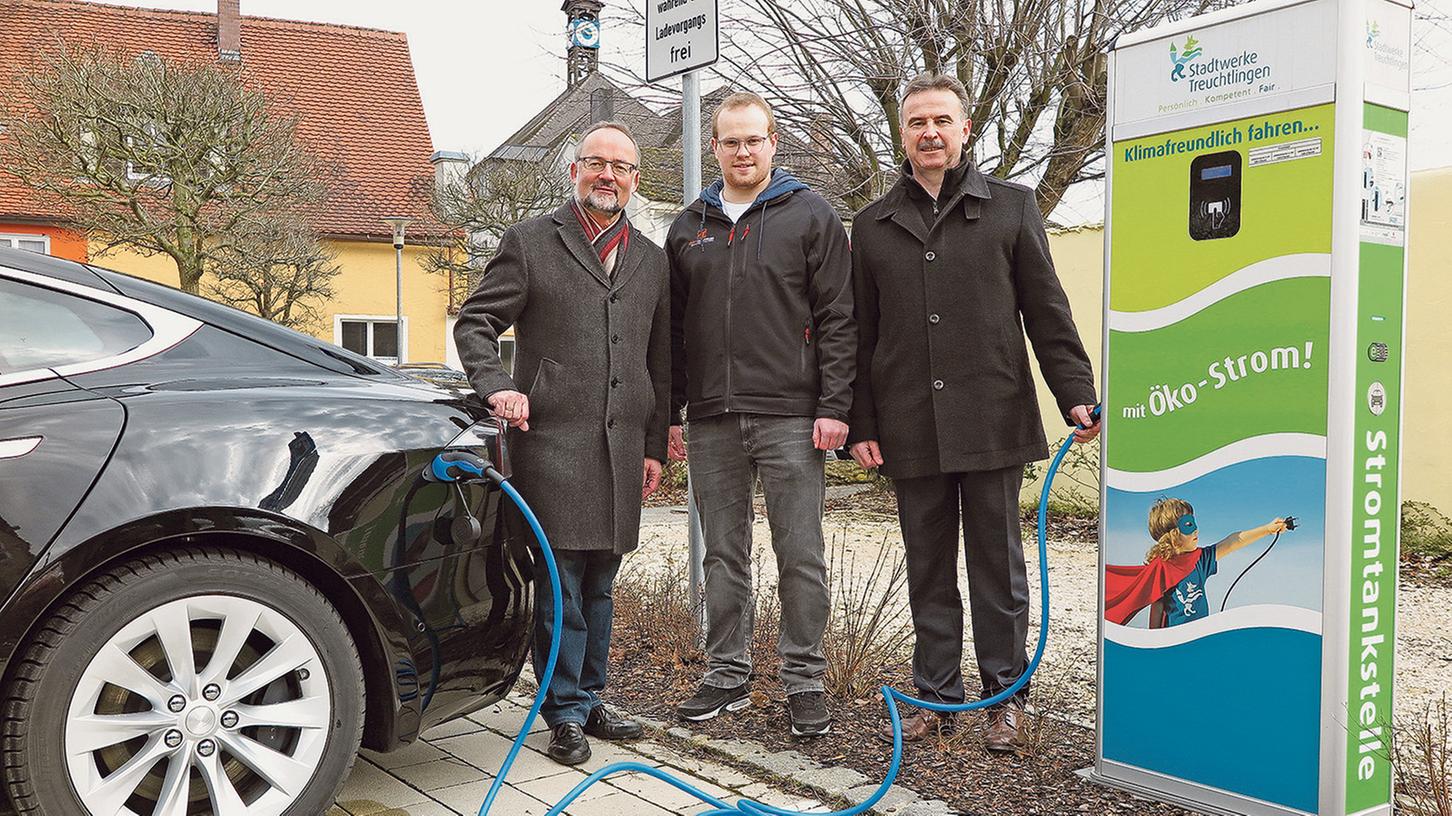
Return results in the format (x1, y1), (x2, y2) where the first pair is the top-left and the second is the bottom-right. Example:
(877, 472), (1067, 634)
(1, 547), (365, 816)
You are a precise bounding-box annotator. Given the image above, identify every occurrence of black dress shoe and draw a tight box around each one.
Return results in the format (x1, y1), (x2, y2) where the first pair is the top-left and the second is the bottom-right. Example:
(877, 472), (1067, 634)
(584, 704), (643, 740)
(547, 722), (591, 765)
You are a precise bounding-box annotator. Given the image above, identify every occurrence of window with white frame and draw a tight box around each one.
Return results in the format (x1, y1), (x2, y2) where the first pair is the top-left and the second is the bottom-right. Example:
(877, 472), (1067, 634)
(0, 234), (51, 255)
(335, 315), (408, 364)
(499, 336), (516, 376)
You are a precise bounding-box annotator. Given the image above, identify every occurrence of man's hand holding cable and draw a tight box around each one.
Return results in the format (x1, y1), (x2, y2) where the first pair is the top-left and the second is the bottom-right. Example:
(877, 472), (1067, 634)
(813, 418), (849, 451)
(487, 390), (530, 431)
(1069, 404), (1100, 443)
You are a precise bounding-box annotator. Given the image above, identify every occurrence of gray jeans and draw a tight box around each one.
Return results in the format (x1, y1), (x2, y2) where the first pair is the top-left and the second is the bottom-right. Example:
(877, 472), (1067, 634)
(688, 413), (828, 694)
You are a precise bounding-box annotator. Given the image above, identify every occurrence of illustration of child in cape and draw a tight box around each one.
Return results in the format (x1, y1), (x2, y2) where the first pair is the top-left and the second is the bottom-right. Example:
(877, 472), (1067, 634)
(1105, 497), (1290, 627)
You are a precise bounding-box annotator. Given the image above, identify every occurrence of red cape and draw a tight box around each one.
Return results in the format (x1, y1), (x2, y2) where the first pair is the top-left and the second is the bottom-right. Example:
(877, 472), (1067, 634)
(1104, 550), (1202, 626)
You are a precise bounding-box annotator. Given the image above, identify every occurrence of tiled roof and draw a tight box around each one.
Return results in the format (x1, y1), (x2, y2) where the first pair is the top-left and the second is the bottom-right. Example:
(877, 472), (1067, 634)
(0, 0), (441, 240)
(488, 75), (855, 215)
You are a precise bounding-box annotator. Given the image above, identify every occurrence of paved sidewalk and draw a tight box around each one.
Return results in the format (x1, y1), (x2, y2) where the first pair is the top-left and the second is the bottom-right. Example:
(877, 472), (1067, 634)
(328, 691), (827, 816)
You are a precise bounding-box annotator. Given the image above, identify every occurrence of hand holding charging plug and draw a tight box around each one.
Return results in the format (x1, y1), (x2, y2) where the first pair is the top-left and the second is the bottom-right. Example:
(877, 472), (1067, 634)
(487, 389), (530, 431)
(1070, 404), (1102, 442)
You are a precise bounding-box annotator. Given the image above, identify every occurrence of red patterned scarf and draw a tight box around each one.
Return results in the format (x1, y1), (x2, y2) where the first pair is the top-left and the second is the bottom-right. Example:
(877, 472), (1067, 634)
(570, 198), (631, 272)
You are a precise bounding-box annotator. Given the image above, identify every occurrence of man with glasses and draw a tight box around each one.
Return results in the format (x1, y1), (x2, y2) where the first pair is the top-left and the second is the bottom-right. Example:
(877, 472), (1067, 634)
(455, 121), (671, 766)
(664, 92), (854, 737)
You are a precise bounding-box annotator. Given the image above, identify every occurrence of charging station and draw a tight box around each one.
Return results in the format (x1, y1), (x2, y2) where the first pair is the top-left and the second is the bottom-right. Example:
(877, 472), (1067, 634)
(1094, 0), (1410, 813)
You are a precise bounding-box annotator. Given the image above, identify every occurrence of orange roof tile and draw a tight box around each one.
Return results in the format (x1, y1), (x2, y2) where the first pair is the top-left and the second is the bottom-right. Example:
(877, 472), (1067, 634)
(0, 0), (442, 240)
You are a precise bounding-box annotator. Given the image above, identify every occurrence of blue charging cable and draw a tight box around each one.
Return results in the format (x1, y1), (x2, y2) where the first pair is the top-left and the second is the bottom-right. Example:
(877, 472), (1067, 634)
(432, 405), (1099, 816)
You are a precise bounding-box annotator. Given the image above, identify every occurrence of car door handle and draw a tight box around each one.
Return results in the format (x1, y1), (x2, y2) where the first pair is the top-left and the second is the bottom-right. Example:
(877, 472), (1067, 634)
(0, 436), (42, 460)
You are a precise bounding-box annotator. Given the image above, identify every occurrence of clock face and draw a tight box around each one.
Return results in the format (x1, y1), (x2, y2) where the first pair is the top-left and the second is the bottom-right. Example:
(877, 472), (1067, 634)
(571, 19), (601, 49)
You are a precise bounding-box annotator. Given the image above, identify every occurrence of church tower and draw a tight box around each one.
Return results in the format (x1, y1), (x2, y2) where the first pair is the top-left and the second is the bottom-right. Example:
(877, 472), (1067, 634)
(563, 0), (604, 89)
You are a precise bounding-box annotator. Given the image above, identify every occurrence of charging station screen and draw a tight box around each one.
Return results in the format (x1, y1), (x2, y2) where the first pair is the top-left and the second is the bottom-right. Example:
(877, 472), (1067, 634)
(1200, 165), (1233, 179)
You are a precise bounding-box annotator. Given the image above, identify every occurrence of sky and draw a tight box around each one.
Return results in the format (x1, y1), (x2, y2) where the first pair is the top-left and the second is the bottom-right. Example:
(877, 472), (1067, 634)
(71, 1), (1452, 225)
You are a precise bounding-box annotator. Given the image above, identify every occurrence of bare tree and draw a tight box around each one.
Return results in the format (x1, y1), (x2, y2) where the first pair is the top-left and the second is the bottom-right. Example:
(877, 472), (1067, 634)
(1, 44), (330, 295)
(423, 153), (572, 308)
(205, 222), (340, 333)
(606, 0), (1229, 216)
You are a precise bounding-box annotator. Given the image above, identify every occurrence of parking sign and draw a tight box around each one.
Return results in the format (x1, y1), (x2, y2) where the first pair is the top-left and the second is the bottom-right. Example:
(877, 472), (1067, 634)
(645, 0), (718, 83)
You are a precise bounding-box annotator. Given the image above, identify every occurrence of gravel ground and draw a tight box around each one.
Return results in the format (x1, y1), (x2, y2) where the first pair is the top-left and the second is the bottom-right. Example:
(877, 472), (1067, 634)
(629, 507), (1452, 729)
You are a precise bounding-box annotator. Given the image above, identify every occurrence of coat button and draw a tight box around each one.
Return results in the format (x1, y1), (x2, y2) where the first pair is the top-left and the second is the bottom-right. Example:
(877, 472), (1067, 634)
(611, 377), (620, 388)
(607, 418), (616, 429)
(925, 251), (936, 261)
(609, 293), (619, 303)
(933, 379), (944, 390)
(929, 313), (940, 324)
(611, 334), (620, 344)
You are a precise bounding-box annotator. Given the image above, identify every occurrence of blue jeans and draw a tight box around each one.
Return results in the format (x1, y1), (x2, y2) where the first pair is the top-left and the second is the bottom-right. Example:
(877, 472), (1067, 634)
(531, 548), (622, 727)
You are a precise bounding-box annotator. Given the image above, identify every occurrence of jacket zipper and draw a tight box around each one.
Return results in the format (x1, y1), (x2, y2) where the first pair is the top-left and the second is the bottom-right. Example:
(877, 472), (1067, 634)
(724, 212), (737, 409)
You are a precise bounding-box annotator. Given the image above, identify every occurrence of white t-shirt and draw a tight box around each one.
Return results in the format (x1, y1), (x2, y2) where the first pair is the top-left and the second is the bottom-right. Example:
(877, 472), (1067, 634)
(720, 197), (752, 223)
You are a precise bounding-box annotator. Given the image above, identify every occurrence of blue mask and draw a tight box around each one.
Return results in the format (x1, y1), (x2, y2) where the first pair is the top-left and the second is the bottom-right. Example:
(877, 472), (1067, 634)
(1177, 513), (1197, 536)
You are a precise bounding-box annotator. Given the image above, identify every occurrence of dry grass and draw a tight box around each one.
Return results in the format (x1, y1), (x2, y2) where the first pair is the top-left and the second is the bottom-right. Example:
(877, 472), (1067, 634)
(822, 535), (914, 700)
(1396, 693), (1452, 816)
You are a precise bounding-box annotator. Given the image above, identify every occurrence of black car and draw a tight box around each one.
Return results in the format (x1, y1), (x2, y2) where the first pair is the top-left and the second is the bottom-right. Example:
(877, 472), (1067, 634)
(0, 248), (533, 815)
(393, 361), (473, 395)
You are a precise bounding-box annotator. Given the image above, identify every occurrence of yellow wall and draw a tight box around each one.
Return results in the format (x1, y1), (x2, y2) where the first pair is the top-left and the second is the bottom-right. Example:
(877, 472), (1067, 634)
(1404, 168), (1452, 508)
(1036, 167), (1451, 510)
(87, 238), (452, 364)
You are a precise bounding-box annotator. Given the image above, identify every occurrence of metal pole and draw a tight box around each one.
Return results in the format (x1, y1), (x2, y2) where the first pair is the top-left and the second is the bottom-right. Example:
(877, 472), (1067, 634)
(395, 243), (404, 365)
(682, 70), (707, 638)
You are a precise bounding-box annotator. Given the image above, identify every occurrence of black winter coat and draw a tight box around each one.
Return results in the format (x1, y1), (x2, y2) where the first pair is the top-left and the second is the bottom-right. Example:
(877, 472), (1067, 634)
(666, 170), (855, 424)
(847, 161), (1096, 479)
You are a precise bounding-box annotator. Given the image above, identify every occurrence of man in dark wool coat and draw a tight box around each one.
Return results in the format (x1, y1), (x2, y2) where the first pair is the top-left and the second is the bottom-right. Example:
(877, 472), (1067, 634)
(454, 121), (671, 766)
(848, 74), (1101, 752)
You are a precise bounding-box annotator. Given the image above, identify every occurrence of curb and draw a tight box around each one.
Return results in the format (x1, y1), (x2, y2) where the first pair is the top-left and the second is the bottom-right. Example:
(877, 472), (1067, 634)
(514, 676), (954, 814)
(633, 714), (956, 816)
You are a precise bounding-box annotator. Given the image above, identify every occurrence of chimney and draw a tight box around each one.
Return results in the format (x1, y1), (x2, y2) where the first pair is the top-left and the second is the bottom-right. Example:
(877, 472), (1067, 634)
(218, 0), (242, 62)
(430, 150), (471, 191)
(563, 0), (604, 89)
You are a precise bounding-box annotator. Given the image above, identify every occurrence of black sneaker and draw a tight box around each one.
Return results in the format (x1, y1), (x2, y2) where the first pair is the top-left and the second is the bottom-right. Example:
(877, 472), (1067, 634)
(787, 690), (831, 737)
(675, 682), (751, 722)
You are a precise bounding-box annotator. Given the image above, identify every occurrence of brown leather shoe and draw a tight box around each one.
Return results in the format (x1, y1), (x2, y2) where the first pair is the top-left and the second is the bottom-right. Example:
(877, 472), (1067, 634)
(984, 701), (1026, 753)
(878, 710), (953, 744)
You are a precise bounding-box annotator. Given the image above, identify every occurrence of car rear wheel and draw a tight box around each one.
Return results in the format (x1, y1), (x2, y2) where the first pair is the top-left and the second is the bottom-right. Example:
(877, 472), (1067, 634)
(1, 547), (365, 816)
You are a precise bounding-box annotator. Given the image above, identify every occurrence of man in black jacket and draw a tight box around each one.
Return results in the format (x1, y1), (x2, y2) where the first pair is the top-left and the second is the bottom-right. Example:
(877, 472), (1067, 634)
(665, 92), (854, 737)
(848, 74), (1100, 751)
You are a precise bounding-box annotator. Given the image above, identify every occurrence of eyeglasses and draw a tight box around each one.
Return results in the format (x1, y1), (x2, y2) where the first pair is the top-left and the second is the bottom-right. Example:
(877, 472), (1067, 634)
(1176, 514), (1198, 535)
(577, 156), (639, 175)
(714, 135), (771, 154)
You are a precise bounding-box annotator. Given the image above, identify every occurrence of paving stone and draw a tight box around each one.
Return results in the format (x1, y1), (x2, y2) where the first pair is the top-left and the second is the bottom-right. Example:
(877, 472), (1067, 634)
(389, 757), (492, 792)
(433, 730), (564, 782)
(430, 780), (551, 815)
(844, 782), (919, 813)
(795, 764), (870, 794)
(514, 769), (620, 804)
(566, 790), (678, 816)
(468, 701), (549, 735)
(422, 716), (489, 740)
(735, 782), (828, 811)
(751, 749), (814, 777)
(362, 738), (450, 770)
(359, 804), (459, 816)
(335, 760), (432, 812)
(601, 768), (732, 812)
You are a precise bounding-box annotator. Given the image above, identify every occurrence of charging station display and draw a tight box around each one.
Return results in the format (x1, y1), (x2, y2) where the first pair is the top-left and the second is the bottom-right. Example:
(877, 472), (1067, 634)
(1096, 1), (1410, 814)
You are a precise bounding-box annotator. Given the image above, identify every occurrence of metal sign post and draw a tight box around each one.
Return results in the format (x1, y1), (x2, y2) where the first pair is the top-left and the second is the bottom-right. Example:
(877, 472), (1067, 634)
(648, 0), (718, 637)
